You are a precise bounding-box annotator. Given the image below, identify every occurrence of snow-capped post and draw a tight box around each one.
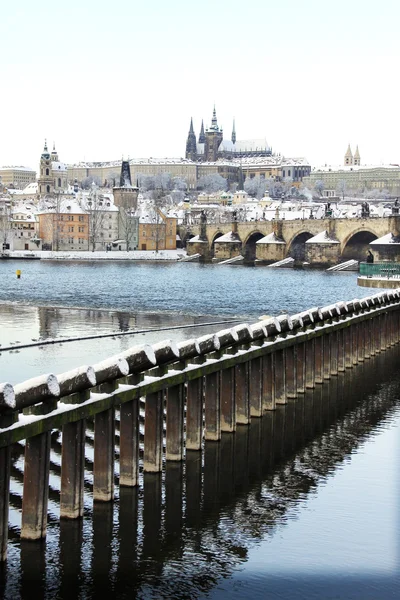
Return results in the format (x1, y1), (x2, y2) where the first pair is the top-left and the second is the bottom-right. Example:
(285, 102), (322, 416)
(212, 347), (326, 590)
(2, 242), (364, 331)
(57, 365), (97, 397)
(14, 374), (60, 412)
(152, 340), (180, 366)
(0, 383), (15, 413)
(185, 374), (203, 450)
(215, 327), (239, 350)
(91, 356), (129, 385)
(119, 395), (140, 487)
(197, 333), (221, 355)
(119, 345), (157, 374)
(177, 339), (201, 362)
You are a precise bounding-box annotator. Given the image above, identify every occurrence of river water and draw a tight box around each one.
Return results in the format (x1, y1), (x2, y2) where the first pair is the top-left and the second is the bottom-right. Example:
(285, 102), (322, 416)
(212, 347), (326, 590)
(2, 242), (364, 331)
(0, 259), (399, 599)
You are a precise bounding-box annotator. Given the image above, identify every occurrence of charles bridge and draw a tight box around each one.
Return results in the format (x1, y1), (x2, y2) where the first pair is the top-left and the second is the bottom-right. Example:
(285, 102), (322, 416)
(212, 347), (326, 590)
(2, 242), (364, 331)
(180, 215), (400, 265)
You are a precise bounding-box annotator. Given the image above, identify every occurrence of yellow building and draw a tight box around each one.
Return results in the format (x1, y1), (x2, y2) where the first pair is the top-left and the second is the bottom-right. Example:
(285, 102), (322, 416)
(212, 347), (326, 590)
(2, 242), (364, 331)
(38, 199), (89, 251)
(138, 209), (177, 251)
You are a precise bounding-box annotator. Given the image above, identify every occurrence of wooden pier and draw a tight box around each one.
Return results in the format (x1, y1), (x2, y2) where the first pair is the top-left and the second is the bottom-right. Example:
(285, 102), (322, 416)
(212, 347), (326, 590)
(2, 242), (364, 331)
(1, 289), (400, 561)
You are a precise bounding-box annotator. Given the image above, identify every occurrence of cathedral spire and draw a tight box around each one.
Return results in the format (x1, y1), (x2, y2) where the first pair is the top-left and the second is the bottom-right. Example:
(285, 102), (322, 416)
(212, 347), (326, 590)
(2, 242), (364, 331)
(44, 139), (48, 152)
(210, 105), (219, 131)
(189, 117), (194, 134)
(231, 118), (236, 144)
(185, 117), (197, 160)
(199, 119), (205, 143)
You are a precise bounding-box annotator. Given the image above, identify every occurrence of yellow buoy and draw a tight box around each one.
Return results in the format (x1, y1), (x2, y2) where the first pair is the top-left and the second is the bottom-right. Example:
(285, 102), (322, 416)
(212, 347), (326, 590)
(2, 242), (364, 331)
(16, 270), (21, 279)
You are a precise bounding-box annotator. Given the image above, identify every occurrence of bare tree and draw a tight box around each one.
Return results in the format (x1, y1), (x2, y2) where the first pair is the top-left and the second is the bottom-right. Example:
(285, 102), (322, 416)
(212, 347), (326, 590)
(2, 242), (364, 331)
(314, 179), (325, 196)
(152, 188), (167, 253)
(81, 175), (101, 190)
(118, 208), (138, 251)
(244, 176), (268, 199)
(85, 184), (107, 251)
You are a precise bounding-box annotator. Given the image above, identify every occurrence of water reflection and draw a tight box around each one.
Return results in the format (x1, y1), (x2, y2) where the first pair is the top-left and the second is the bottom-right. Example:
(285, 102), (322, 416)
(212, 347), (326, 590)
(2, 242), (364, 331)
(1, 347), (400, 599)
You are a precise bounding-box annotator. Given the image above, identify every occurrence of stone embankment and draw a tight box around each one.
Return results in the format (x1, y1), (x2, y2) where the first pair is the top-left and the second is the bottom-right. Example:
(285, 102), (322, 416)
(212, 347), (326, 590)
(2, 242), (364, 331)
(1, 250), (187, 261)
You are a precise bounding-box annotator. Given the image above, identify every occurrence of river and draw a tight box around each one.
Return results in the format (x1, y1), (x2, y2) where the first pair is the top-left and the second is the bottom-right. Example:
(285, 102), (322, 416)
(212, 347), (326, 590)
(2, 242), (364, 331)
(0, 259), (399, 599)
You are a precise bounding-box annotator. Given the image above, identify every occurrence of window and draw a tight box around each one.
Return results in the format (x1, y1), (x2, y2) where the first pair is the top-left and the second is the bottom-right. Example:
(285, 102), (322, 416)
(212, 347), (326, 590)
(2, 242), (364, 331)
(68, 215), (73, 221)
(78, 216), (84, 222)
(46, 168), (49, 176)
(68, 226), (74, 232)
(78, 226), (84, 232)
(58, 178), (61, 187)
(68, 237), (74, 243)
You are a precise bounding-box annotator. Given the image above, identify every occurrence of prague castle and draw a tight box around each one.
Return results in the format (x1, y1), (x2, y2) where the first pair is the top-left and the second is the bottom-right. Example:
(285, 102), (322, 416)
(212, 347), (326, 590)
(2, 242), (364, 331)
(185, 106), (272, 162)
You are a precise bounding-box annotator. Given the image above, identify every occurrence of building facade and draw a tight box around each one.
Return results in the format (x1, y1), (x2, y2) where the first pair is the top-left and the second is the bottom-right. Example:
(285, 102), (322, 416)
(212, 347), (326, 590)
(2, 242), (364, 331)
(304, 164), (400, 195)
(0, 167), (36, 190)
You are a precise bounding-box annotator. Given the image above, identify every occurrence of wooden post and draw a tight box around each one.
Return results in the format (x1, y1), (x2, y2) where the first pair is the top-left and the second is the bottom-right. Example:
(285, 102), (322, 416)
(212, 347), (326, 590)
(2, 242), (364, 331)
(204, 372), (221, 441)
(235, 362), (250, 423)
(143, 391), (164, 472)
(262, 353), (275, 410)
(185, 377), (203, 450)
(119, 399), (139, 486)
(60, 420), (86, 518)
(21, 432), (51, 539)
(166, 384), (184, 461)
(344, 326), (353, 368)
(314, 336), (323, 383)
(296, 342), (306, 393)
(337, 328), (345, 371)
(94, 408), (115, 501)
(352, 322), (359, 365)
(285, 346), (297, 399)
(357, 321), (365, 361)
(249, 357), (263, 416)
(330, 330), (339, 375)
(274, 349), (287, 404)
(0, 447), (10, 561)
(305, 338), (315, 388)
(323, 334), (331, 379)
(220, 367), (236, 431)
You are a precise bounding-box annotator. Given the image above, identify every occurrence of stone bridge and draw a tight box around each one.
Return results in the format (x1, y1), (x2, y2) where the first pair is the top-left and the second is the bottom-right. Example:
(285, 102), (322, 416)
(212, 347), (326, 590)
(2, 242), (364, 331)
(181, 216), (400, 265)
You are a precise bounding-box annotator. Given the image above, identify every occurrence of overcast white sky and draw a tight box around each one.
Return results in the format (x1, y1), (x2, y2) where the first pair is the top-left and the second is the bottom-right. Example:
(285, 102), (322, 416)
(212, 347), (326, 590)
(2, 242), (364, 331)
(1, 0), (399, 172)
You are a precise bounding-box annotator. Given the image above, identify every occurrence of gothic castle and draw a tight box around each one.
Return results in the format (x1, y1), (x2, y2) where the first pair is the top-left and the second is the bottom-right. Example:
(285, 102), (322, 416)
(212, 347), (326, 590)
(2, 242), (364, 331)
(185, 107), (272, 162)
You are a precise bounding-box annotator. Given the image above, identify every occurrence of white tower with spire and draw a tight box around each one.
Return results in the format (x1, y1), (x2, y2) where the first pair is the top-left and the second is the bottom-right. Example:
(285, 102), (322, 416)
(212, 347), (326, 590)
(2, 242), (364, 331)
(344, 144), (353, 166)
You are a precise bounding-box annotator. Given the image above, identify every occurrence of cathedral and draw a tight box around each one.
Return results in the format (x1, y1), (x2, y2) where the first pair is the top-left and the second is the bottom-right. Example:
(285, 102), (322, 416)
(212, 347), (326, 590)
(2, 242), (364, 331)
(185, 107), (272, 162)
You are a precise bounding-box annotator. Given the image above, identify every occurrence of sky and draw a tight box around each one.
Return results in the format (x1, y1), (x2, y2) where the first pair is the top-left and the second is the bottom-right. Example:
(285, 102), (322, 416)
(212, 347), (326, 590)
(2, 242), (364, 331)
(1, 0), (399, 172)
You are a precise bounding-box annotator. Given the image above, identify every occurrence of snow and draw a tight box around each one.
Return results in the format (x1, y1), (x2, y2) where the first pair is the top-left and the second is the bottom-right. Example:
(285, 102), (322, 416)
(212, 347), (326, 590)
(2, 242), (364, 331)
(256, 232), (285, 244)
(5, 249), (187, 261)
(305, 230), (340, 244)
(370, 233), (400, 245)
(214, 231), (241, 243)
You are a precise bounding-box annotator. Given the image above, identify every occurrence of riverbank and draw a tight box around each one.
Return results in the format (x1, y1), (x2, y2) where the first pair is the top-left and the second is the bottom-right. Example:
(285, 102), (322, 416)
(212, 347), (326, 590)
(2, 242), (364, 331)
(1, 249), (187, 261)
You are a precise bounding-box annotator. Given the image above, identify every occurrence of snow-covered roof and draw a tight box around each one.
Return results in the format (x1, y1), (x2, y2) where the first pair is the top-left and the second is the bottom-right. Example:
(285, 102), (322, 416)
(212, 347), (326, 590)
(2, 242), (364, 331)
(22, 182), (38, 193)
(305, 231), (340, 244)
(311, 164), (400, 173)
(214, 232), (241, 243)
(52, 161), (67, 172)
(256, 232), (285, 244)
(371, 233), (400, 245)
(0, 166), (35, 172)
(219, 139), (270, 153)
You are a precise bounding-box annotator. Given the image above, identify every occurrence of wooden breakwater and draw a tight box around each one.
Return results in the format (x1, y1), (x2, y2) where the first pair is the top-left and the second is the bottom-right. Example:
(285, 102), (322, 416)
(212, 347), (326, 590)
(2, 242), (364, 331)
(1, 289), (400, 561)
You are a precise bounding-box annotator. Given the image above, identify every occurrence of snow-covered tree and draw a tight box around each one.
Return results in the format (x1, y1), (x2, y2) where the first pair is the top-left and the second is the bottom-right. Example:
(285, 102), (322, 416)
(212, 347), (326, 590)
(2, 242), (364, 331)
(197, 174), (227, 193)
(172, 177), (187, 191)
(336, 179), (347, 201)
(81, 175), (101, 190)
(314, 179), (325, 196)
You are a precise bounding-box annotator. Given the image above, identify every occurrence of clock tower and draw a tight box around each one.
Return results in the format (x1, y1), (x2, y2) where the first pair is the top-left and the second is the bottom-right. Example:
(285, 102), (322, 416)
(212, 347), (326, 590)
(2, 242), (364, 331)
(38, 140), (54, 196)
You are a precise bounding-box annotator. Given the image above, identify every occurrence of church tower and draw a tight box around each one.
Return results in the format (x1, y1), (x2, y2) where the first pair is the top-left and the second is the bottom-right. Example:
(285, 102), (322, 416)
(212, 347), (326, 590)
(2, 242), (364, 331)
(205, 106), (223, 162)
(231, 119), (236, 144)
(344, 144), (353, 166)
(185, 118), (198, 160)
(38, 140), (54, 196)
(353, 145), (360, 166)
(198, 120), (205, 144)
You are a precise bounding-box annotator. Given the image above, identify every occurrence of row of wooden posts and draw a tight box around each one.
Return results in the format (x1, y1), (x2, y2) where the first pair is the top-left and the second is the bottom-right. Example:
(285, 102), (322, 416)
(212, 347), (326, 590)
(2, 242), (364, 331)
(1, 289), (400, 561)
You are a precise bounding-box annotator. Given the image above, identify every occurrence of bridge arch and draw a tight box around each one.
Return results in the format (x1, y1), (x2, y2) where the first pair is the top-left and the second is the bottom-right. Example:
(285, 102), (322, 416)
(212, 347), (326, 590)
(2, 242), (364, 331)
(341, 229), (379, 261)
(182, 232), (196, 248)
(287, 231), (315, 263)
(242, 231), (265, 262)
(211, 232), (224, 253)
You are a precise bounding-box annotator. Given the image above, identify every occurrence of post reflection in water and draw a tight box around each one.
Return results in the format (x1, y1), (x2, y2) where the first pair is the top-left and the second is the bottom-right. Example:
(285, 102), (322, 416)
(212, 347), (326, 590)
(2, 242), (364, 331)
(1, 346), (400, 599)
